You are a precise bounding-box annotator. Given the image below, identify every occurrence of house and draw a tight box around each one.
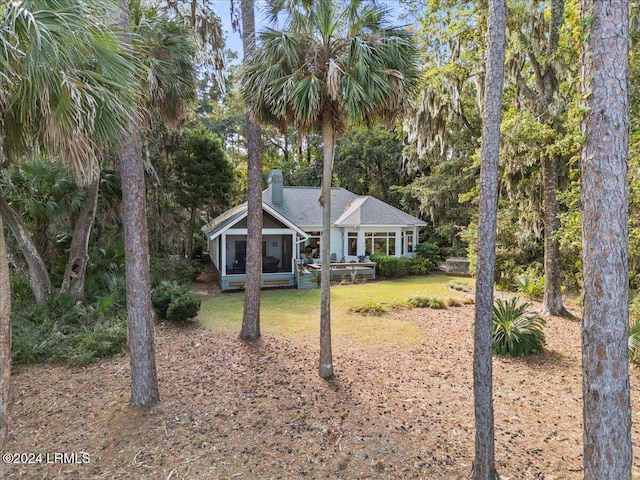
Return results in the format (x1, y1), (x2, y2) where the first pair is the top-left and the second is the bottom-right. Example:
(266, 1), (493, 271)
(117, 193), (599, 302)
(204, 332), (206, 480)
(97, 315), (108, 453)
(202, 169), (427, 291)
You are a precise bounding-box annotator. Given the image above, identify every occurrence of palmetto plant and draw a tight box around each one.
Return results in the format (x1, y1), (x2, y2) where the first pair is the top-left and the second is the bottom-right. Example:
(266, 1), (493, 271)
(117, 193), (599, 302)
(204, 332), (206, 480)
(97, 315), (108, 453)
(515, 274), (544, 300)
(492, 297), (546, 356)
(241, 0), (418, 378)
(0, 0), (136, 178)
(629, 320), (640, 362)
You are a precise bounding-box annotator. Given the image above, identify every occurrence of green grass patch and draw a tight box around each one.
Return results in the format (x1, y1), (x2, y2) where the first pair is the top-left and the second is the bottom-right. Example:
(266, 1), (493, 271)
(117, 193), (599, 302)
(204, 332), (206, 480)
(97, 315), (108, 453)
(198, 274), (473, 347)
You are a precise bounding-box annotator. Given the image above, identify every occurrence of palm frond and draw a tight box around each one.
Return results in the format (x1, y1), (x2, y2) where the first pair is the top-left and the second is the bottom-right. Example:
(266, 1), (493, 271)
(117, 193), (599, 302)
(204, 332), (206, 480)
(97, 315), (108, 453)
(1, 0), (137, 183)
(241, 0), (418, 135)
(492, 297), (546, 356)
(629, 320), (640, 361)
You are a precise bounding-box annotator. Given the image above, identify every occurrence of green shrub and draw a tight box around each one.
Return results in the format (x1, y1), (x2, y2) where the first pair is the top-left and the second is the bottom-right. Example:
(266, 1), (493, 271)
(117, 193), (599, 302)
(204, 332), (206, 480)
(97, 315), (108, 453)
(151, 281), (178, 319)
(629, 320), (640, 362)
(630, 292), (640, 322)
(416, 242), (440, 265)
(166, 293), (201, 322)
(152, 281), (201, 322)
(11, 300), (127, 366)
(67, 319), (127, 365)
(515, 275), (544, 300)
(408, 295), (447, 309)
(408, 257), (433, 275)
(492, 297), (546, 357)
(350, 302), (388, 316)
(370, 255), (410, 278)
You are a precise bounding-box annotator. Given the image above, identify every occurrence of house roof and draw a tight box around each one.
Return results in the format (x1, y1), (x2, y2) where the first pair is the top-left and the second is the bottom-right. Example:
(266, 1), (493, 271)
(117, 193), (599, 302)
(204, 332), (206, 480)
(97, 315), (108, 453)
(263, 186), (427, 228)
(201, 202), (248, 238)
(262, 186), (357, 226)
(335, 196), (427, 227)
(202, 201), (309, 240)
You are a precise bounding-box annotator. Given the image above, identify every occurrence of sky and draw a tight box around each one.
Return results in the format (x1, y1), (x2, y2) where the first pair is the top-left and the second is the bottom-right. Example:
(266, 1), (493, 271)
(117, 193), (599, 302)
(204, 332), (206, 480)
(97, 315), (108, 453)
(215, 1), (413, 60)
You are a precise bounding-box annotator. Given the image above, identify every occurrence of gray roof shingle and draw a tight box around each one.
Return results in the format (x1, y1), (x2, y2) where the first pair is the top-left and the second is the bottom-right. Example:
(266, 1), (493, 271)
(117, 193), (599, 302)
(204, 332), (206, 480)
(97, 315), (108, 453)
(263, 186), (426, 227)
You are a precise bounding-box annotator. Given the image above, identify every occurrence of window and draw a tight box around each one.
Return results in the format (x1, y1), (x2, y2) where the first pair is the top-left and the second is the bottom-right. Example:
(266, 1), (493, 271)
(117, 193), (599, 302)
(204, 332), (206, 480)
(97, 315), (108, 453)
(406, 231), (414, 253)
(365, 232), (396, 256)
(348, 232), (358, 256)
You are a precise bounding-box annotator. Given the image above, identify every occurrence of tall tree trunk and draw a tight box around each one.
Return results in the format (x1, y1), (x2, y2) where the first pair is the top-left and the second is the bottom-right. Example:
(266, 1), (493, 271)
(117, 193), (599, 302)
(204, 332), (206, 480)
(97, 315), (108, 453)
(0, 217), (12, 480)
(119, 0), (160, 407)
(539, 0), (566, 315)
(120, 127), (160, 406)
(0, 191), (52, 307)
(541, 154), (567, 316)
(580, 0), (631, 477)
(185, 205), (196, 260)
(60, 177), (100, 303)
(239, 0), (263, 342)
(318, 111), (334, 379)
(472, 0), (505, 478)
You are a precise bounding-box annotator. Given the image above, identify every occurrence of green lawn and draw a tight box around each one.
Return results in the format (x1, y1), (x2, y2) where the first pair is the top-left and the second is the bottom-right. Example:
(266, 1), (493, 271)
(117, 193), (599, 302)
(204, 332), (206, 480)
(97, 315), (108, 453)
(197, 274), (474, 347)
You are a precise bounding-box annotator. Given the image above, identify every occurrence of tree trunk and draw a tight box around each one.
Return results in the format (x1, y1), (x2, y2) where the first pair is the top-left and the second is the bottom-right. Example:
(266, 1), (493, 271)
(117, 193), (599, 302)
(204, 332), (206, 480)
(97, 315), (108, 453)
(60, 177), (100, 303)
(318, 111), (334, 379)
(472, 0), (505, 478)
(119, 0), (159, 407)
(120, 127), (160, 407)
(0, 217), (12, 480)
(539, 0), (566, 316)
(541, 154), (567, 316)
(185, 205), (196, 260)
(239, 0), (263, 342)
(0, 190), (52, 307)
(580, 1), (631, 477)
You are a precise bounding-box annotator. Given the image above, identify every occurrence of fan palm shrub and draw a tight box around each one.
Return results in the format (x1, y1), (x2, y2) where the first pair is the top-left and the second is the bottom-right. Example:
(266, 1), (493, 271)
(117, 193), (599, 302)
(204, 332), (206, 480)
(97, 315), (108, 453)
(515, 274), (544, 300)
(492, 297), (546, 356)
(629, 320), (640, 362)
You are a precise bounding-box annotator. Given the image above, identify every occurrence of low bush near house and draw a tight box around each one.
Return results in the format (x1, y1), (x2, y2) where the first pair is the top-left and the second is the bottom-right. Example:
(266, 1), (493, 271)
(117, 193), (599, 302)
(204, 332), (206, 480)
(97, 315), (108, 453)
(371, 255), (411, 278)
(152, 281), (201, 322)
(415, 241), (440, 266)
(408, 257), (433, 275)
(492, 297), (545, 356)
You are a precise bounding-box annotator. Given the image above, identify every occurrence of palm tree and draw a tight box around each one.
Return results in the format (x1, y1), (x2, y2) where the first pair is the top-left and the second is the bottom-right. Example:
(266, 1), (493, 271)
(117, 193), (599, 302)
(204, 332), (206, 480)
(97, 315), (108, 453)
(472, 0), (506, 478)
(118, 0), (196, 406)
(242, 0), (417, 378)
(0, 0), (134, 307)
(0, 0), (136, 466)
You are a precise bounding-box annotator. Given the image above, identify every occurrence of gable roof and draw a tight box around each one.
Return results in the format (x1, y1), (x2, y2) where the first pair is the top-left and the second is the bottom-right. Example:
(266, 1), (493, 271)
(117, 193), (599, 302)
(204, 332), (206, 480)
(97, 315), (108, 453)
(262, 186), (358, 226)
(202, 201), (309, 240)
(263, 186), (426, 228)
(335, 196), (427, 227)
(201, 202), (248, 239)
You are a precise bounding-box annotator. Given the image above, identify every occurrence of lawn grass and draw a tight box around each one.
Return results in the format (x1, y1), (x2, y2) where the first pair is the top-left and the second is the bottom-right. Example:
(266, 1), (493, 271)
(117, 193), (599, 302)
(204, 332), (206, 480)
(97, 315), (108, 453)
(197, 273), (474, 347)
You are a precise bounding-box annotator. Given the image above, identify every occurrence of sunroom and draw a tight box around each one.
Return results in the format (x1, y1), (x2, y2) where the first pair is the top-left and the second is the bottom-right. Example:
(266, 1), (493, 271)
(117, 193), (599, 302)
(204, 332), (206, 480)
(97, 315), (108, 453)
(203, 202), (308, 291)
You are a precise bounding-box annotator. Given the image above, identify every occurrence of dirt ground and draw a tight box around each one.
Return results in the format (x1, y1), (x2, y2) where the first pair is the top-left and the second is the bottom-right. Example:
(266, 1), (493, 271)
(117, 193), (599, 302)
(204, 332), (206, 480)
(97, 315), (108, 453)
(5, 285), (640, 479)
